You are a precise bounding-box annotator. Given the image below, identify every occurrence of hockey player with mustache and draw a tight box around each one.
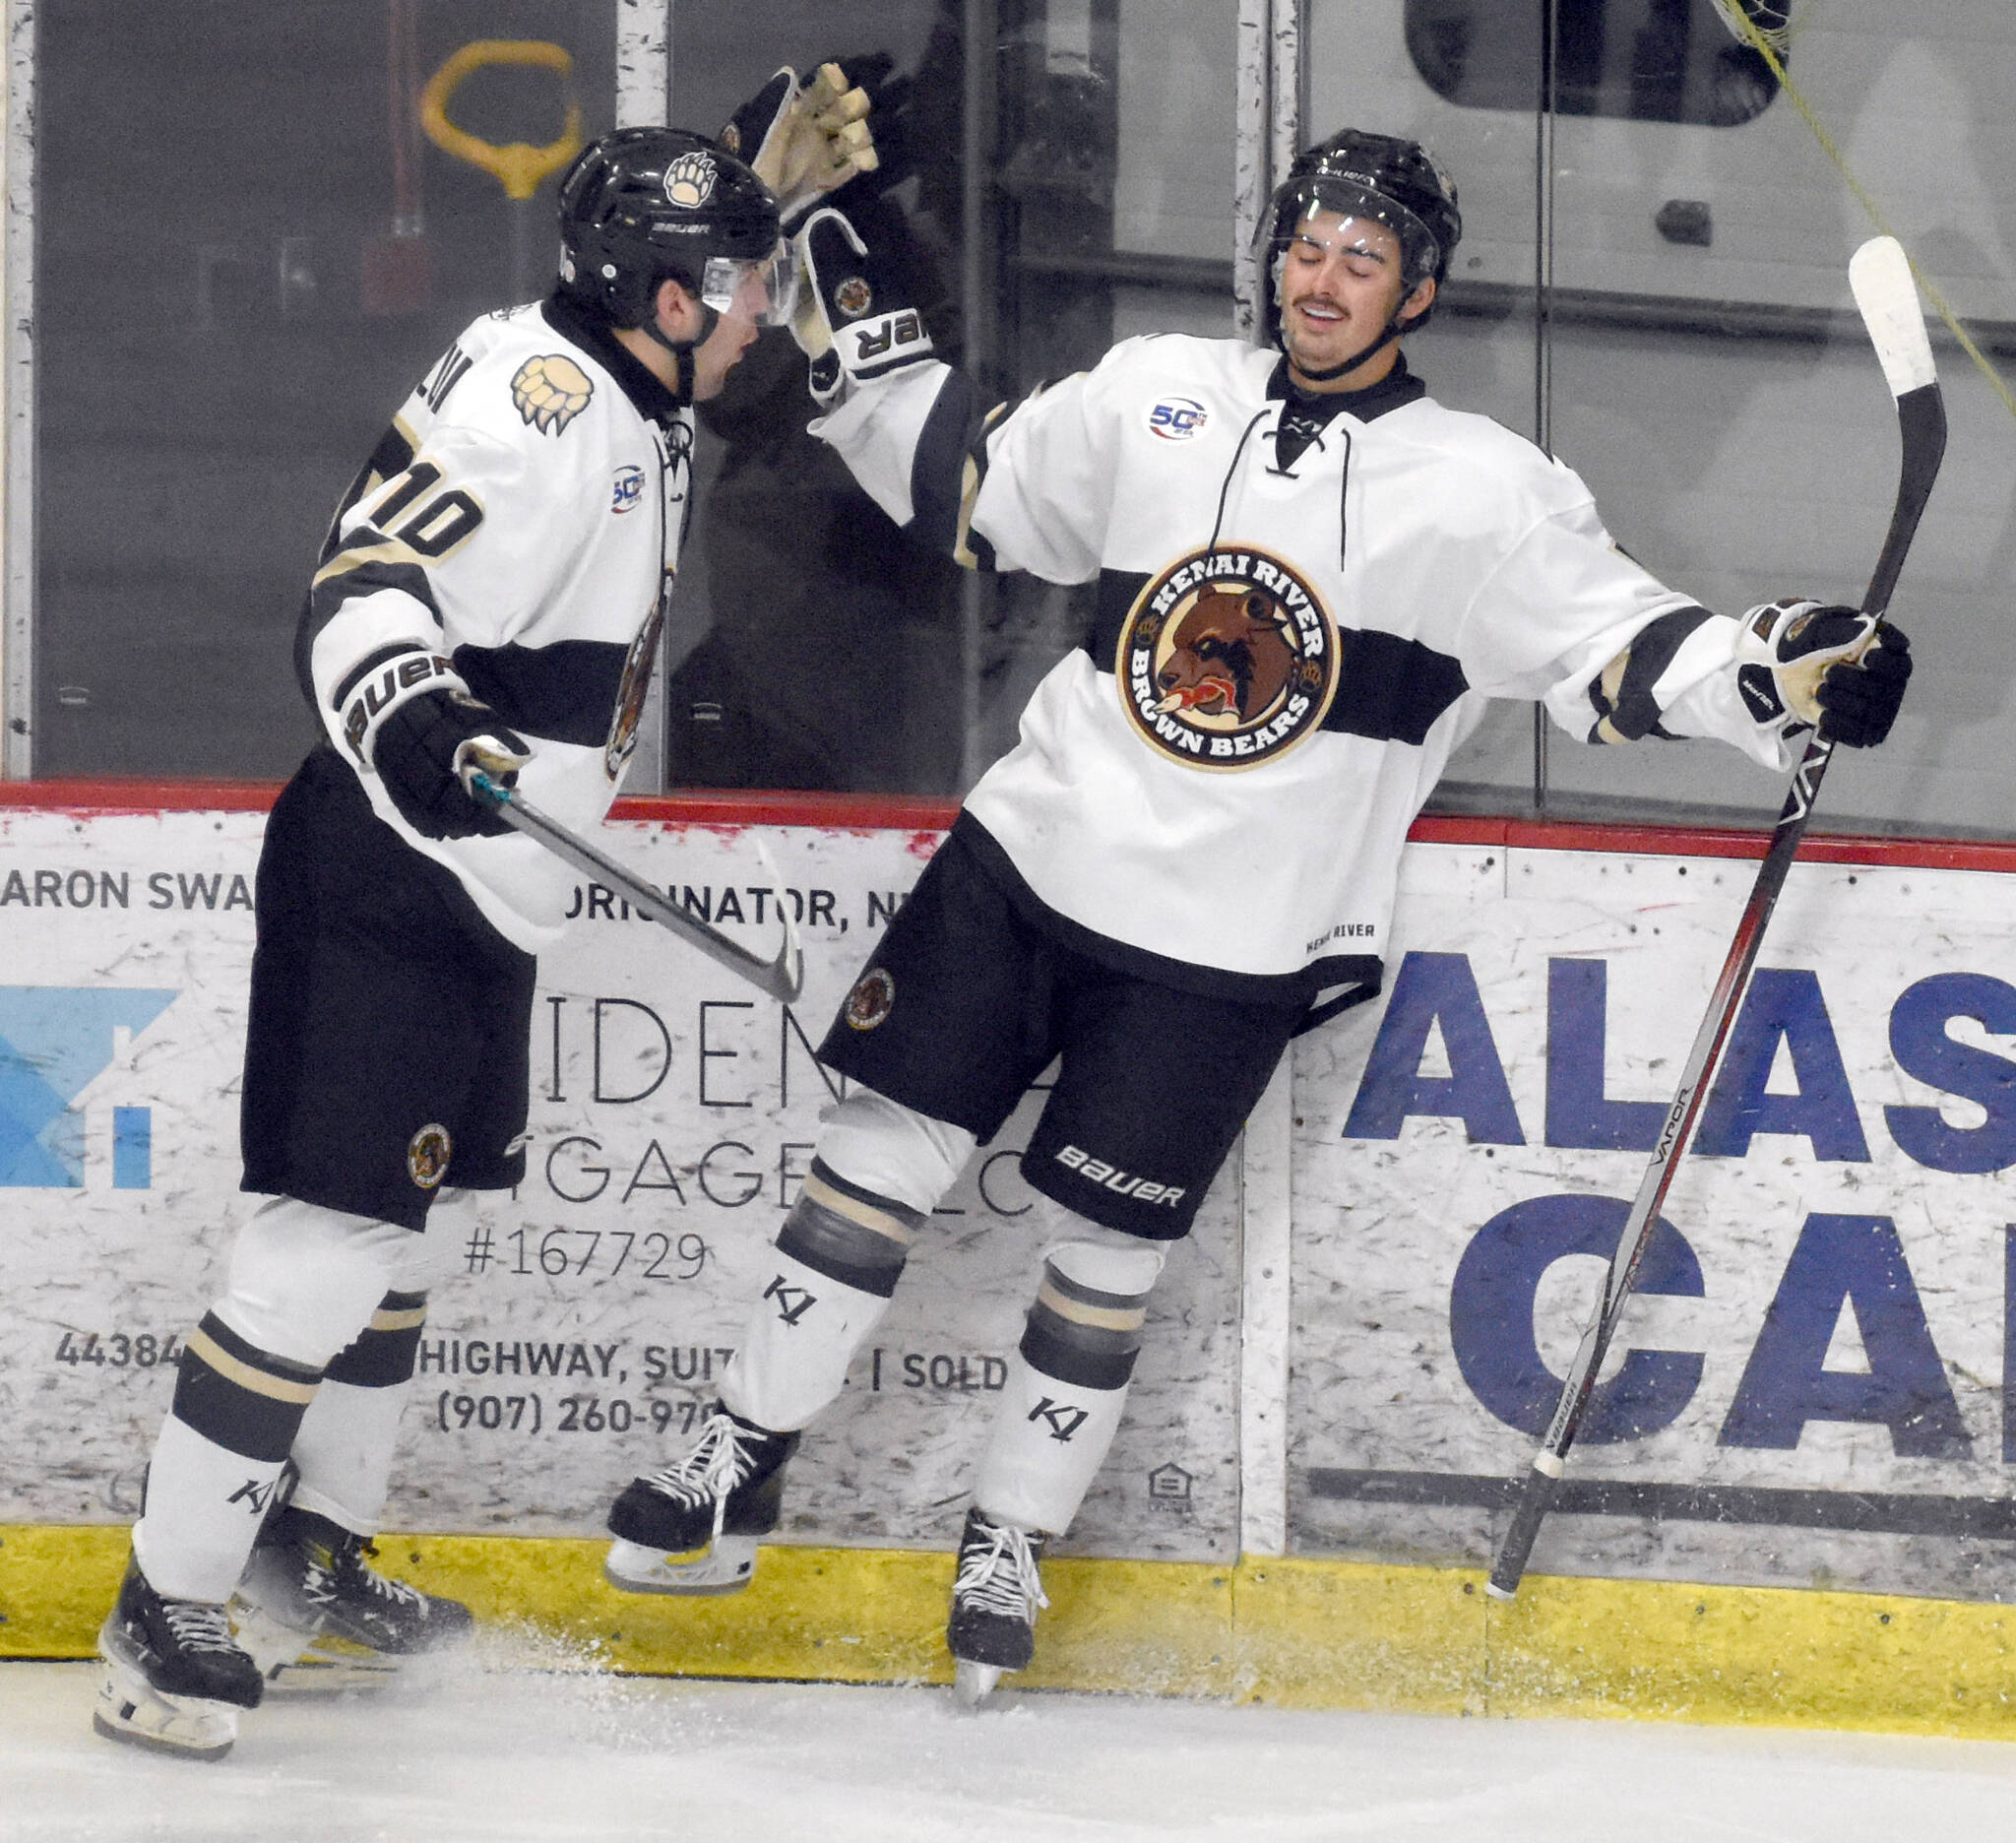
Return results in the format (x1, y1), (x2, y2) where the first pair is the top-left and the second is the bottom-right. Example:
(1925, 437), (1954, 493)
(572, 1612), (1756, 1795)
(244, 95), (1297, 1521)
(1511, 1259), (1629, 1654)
(601, 129), (1915, 1703)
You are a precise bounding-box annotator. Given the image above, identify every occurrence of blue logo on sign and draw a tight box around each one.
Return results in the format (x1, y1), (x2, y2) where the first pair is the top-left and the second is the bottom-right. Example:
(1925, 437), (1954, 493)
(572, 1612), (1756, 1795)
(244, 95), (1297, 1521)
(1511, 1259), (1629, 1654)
(0, 987), (178, 1187)
(611, 466), (646, 514)
(1148, 398), (1208, 441)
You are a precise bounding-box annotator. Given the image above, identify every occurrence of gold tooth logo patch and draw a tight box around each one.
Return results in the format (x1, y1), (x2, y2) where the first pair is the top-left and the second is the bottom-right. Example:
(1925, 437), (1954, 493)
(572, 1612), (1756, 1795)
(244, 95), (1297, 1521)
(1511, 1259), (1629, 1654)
(1115, 544), (1339, 771)
(844, 968), (895, 1031)
(408, 1123), (452, 1190)
(512, 354), (594, 435)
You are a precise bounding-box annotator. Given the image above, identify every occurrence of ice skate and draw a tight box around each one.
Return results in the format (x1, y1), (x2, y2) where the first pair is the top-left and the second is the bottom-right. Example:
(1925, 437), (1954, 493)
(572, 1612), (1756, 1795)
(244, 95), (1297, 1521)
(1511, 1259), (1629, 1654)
(604, 1405), (799, 1594)
(232, 1506), (472, 1686)
(947, 1507), (1049, 1708)
(94, 1557), (264, 1760)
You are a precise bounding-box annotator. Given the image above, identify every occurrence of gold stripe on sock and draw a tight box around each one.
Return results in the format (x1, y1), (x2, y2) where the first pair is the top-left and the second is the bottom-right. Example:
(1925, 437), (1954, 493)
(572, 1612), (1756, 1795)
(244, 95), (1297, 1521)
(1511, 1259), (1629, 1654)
(800, 1172), (914, 1247)
(370, 1304), (429, 1332)
(186, 1327), (321, 1405)
(1036, 1277), (1148, 1333)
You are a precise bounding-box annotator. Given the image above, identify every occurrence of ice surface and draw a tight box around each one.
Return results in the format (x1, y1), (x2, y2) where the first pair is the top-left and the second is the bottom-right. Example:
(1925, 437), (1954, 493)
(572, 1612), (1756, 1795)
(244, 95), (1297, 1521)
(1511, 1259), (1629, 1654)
(8, 1636), (2016, 1842)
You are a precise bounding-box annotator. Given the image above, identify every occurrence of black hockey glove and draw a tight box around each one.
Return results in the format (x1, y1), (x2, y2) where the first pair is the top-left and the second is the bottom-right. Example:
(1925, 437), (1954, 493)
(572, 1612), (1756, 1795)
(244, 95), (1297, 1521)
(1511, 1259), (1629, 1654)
(1734, 599), (1912, 748)
(790, 207), (933, 410)
(1815, 622), (1911, 747)
(721, 63), (877, 223)
(371, 685), (533, 841)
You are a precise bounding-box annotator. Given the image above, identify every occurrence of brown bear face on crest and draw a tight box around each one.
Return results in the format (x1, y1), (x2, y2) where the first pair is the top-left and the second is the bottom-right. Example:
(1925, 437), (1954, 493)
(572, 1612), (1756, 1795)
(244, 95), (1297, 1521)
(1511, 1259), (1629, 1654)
(1155, 583), (1296, 723)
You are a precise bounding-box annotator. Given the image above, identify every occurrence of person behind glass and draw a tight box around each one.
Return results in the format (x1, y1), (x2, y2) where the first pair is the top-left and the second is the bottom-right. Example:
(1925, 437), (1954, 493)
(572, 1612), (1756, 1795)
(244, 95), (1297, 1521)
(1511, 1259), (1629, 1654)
(90, 90), (872, 1760)
(600, 130), (1915, 1703)
(667, 49), (969, 794)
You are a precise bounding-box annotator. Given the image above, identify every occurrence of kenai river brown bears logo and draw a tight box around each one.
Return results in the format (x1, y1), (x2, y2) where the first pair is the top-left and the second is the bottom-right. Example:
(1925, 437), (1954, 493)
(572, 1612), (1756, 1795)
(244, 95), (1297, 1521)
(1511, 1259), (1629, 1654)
(1115, 546), (1338, 768)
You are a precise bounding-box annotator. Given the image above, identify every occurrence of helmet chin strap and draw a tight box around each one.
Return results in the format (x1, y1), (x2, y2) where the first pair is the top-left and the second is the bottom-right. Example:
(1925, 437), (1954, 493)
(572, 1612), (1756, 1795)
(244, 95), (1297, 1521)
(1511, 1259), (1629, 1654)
(1284, 299), (1423, 385)
(638, 297), (719, 406)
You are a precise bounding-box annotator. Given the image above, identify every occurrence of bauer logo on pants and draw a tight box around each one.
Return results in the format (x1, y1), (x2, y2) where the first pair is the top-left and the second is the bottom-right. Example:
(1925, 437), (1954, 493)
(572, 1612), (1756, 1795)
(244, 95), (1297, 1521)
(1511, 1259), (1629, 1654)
(1115, 546), (1338, 770)
(407, 1123), (452, 1189)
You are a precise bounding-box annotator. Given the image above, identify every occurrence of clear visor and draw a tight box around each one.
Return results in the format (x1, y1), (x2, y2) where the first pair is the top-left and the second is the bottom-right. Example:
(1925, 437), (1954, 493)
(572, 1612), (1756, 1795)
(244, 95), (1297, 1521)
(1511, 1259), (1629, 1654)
(1266, 177), (1438, 285)
(701, 241), (798, 329)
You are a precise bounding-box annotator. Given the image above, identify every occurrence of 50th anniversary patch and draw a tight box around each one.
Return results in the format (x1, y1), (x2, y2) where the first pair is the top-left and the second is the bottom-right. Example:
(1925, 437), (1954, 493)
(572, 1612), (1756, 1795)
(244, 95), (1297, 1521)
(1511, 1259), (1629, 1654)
(1114, 546), (1338, 769)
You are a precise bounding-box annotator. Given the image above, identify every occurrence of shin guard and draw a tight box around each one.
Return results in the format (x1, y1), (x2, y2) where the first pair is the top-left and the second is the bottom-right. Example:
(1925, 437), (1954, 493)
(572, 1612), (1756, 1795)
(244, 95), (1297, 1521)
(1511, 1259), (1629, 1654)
(287, 1290), (429, 1533)
(972, 1239), (1164, 1536)
(132, 1315), (323, 1604)
(721, 1158), (919, 1432)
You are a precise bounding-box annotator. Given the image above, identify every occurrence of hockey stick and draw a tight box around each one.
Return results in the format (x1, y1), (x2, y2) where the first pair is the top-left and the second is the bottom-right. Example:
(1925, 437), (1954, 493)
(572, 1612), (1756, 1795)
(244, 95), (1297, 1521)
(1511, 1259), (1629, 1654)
(467, 770), (805, 1002)
(1484, 236), (1946, 1602)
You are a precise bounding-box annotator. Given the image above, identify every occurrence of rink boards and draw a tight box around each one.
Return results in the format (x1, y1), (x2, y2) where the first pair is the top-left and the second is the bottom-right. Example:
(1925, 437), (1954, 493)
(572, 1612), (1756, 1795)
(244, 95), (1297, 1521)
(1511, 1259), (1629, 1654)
(6, 789), (2016, 1729)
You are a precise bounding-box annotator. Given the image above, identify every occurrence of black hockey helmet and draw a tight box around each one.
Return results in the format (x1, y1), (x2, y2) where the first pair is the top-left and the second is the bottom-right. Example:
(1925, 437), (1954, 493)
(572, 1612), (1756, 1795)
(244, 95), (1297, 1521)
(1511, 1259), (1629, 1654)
(1259, 129), (1462, 353)
(557, 127), (791, 332)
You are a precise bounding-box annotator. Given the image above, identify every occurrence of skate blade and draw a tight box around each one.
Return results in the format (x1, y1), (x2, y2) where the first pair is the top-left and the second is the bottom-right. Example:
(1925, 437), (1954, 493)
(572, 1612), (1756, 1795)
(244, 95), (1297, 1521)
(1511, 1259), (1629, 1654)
(232, 1599), (401, 1693)
(94, 1655), (238, 1760)
(229, 1599), (321, 1680)
(952, 1659), (1005, 1708)
(263, 1637), (403, 1695)
(603, 1534), (758, 1596)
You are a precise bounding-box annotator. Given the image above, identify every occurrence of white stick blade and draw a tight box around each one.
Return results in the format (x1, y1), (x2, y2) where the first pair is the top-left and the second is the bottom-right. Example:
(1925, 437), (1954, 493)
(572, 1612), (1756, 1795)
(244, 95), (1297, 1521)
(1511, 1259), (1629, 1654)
(1850, 236), (1935, 398)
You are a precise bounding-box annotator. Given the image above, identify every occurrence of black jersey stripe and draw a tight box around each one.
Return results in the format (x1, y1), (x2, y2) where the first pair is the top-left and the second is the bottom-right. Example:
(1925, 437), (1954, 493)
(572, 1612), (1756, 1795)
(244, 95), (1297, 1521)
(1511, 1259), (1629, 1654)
(909, 367), (995, 565)
(453, 638), (631, 746)
(1588, 604), (1713, 743)
(294, 549), (445, 712)
(1322, 626), (1471, 746)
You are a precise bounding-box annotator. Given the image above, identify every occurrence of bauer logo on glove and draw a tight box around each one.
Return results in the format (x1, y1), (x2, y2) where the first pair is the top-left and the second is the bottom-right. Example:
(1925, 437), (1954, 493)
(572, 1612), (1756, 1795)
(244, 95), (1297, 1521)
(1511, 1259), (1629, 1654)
(790, 208), (934, 409)
(1734, 597), (1913, 748)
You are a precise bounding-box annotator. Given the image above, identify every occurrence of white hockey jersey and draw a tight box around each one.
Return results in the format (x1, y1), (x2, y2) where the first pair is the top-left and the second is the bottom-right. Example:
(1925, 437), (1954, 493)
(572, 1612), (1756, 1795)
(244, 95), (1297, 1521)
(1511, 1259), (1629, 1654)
(300, 295), (692, 951)
(815, 333), (1789, 1003)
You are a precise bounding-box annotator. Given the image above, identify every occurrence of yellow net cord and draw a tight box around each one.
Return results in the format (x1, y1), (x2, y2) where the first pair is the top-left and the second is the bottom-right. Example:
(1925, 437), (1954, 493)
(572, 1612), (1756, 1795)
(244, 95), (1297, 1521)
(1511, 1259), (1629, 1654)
(1711, 0), (2016, 419)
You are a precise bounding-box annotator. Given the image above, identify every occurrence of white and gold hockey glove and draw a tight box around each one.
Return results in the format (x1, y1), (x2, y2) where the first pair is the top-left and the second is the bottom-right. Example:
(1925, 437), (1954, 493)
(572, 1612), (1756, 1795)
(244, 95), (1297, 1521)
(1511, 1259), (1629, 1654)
(1734, 598), (1914, 748)
(789, 207), (934, 410)
(722, 63), (877, 222)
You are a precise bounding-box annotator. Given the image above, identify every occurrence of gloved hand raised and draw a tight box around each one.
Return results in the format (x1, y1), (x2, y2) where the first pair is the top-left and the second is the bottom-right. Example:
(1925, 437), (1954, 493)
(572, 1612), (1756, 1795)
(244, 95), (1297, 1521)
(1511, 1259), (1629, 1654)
(723, 63), (877, 222)
(789, 207), (934, 410)
(1735, 599), (1914, 748)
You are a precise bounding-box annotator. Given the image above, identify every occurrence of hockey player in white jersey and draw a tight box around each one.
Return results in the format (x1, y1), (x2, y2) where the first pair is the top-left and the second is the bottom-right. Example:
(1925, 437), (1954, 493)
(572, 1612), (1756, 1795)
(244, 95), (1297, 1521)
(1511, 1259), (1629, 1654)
(89, 97), (878, 1759)
(600, 130), (1915, 1702)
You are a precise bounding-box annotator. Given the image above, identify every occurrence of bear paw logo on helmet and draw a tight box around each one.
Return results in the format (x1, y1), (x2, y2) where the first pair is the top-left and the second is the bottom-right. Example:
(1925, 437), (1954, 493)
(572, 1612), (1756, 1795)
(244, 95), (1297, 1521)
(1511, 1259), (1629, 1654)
(663, 150), (720, 209)
(512, 354), (595, 435)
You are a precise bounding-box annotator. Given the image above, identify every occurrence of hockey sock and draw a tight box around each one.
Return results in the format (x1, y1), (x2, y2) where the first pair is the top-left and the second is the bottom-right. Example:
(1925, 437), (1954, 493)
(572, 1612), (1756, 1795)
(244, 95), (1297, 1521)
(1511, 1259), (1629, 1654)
(287, 1290), (429, 1533)
(972, 1237), (1165, 1535)
(132, 1313), (323, 1603)
(722, 1158), (920, 1432)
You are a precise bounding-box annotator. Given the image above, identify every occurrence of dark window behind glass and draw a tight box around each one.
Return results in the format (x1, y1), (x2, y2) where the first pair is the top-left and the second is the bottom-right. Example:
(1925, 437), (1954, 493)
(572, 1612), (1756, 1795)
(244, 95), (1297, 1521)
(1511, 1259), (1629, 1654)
(36, 1), (613, 779)
(1407, 0), (1782, 126)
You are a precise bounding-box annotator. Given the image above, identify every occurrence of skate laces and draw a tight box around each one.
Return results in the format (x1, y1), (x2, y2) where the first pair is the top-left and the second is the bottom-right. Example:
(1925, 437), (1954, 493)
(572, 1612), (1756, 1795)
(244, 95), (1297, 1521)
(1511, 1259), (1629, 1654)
(644, 1412), (759, 1543)
(954, 1518), (1049, 1621)
(306, 1534), (423, 1613)
(159, 1599), (243, 1656)
(346, 1540), (425, 1609)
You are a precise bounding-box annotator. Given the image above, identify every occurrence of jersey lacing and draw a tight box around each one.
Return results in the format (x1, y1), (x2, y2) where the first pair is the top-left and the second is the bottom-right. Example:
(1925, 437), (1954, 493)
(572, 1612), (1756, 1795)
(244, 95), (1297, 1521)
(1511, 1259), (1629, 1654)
(1206, 405), (1355, 572)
